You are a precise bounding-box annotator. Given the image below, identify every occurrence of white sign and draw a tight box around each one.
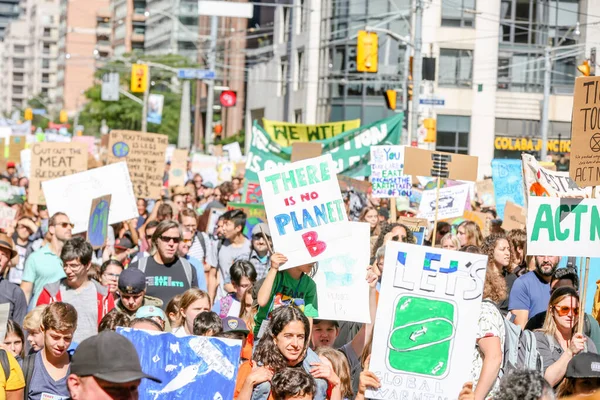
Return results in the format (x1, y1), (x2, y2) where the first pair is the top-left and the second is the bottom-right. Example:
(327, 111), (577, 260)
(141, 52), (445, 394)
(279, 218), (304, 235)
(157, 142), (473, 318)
(42, 162), (139, 234)
(370, 145), (412, 198)
(191, 153), (219, 187)
(313, 222), (371, 324)
(522, 153), (594, 199)
(0, 206), (16, 229)
(223, 142), (243, 162)
(367, 242), (487, 400)
(417, 184), (470, 221)
(527, 197), (600, 257)
(101, 72), (120, 101)
(258, 154), (350, 270)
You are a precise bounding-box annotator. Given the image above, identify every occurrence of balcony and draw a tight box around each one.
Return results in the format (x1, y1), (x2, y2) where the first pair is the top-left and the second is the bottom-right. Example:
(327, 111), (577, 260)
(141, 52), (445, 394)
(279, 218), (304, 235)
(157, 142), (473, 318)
(132, 33), (144, 43)
(96, 26), (111, 37)
(96, 8), (111, 20)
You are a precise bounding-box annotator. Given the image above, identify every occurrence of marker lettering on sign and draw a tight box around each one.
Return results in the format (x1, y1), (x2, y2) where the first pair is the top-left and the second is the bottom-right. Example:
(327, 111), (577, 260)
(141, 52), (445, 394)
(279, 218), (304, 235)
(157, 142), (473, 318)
(274, 199), (345, 235)
(531, 203), (592, 241)
(263, 161), (331, 194)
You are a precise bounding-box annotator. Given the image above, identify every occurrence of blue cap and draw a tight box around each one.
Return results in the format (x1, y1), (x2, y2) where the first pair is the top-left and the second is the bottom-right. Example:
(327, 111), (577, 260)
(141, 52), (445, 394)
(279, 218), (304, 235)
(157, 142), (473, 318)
(135, 306), (167, 322)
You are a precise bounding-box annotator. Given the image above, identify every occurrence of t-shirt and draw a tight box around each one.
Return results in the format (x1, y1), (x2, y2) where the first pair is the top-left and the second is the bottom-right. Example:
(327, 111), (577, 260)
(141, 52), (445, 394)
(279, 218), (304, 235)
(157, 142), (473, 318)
(188, 232), (207, 263)
(217, 238), (252, 285)
(253, 271), (318, 336)
(508, 271), (551, 319)
(22, 245), (65, 308)
(185, 255), (207, 292)
(60, 282), (98, 344)
(129, 256), (198, 308)
(28, 352), (70, 400)
(0, 350), (25, 399)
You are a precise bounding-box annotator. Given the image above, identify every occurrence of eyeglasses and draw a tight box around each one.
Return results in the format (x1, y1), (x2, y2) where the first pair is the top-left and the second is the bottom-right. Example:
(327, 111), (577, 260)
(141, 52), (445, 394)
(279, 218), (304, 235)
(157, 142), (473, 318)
(64, 262), (84, 271)
(182, 239), (192, 245)
(554, 305), (579, 317)
(103, 272), (120, 280)
(159, 235), (181, 244)
(54, 222), (74, 229)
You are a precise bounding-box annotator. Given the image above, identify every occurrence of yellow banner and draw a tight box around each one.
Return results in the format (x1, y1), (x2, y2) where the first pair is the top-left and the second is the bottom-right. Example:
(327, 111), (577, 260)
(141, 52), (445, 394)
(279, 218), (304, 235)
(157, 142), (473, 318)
(262, 118), (361, 146)
(494, 137), (571, 153)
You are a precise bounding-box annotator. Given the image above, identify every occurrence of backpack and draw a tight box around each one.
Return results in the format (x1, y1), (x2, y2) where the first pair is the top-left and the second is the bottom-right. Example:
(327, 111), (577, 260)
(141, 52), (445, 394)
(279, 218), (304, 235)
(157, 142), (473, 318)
(196, 232), (207, 261)
(23, 353), (35, 396)
(138, 256), (193, 288)
(0, 349), (10, 381)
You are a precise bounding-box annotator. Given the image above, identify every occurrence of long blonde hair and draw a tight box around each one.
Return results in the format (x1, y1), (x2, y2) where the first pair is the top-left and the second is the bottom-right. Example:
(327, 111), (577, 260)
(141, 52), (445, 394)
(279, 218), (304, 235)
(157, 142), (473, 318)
(176, 288), (210, 327)
(315, 347), (353, 399)
(239, 285), (257, 333)
(539, 287), (579, 339)
(459, 221), (483, 247)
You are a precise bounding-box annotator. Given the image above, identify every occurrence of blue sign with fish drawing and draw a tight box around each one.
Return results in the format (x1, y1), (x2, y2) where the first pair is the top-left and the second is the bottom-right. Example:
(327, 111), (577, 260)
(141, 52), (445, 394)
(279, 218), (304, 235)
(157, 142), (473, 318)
(117, 328), (241, 400)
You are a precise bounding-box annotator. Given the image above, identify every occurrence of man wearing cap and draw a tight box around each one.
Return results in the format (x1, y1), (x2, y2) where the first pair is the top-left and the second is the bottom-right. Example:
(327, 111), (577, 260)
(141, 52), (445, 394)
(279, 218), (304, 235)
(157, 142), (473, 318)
(561, 352), (600, 396)
(115, 268), (163, 319)
(9, 217), (38, 285)
(67, 331), (161, 399)
(0, 233), (27, 325)
(113, 236), (137, 267)
(248, 223), (272, 280)
(135, 305), (167, 331)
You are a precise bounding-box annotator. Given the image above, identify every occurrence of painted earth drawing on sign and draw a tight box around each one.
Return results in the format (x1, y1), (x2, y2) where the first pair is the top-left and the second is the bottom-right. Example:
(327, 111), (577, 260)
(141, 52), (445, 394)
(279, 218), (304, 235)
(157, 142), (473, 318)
(112, 142), (130, 158)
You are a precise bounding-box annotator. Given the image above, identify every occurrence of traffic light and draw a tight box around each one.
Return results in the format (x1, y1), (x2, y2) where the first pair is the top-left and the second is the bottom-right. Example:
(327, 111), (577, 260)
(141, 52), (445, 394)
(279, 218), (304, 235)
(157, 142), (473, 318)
(384, 90), (397, 110)
(578, 60), (591, 76)
(423, 118), (437, 143)
(220, 90), (237, 107)
(356, 30), (378, 73)
(24, 108), (33, 121)
(59, 110), (68, 123)
(408, 75), (413, 101)
(130, 64), (148, 93)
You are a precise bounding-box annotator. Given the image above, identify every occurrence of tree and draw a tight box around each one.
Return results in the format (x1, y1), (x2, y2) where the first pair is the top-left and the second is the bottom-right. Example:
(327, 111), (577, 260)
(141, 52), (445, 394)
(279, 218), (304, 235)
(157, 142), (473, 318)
(77, 54), (199, 143)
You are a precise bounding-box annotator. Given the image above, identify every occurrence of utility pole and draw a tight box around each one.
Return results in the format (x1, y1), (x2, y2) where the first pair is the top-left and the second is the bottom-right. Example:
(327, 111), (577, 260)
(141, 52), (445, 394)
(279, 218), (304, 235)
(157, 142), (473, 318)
(283, 5), (295, 122)
(141, 67), (150, 132)
(403, 45), (410, 143)
(540, 46), (551, 161)
(178, 80), (191, 148)
(204, 16), (218, 151)
(409, 0), (423, 146)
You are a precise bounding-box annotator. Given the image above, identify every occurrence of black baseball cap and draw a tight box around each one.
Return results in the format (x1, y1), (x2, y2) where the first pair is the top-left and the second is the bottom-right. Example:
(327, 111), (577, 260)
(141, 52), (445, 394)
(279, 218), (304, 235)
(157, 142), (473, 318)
(566, 352), (600, 378)
(221, 316), (249, 334)
(71, 331), (161, 383)
(118, 268), (146, 294)
(115, 236), (135, 250)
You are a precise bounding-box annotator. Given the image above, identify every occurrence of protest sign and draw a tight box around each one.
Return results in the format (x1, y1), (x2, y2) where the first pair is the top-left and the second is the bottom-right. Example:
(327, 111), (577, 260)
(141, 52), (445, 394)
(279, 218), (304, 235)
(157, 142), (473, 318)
(168, 149), (188, 187)
(262, 118), (361, 146)
(418, 184), (469, 221)
(217, 161), (236, 183)
(242, 181), (263, 204)
(206, 208), (226, 235)
(20, 149), (31, 178)
(0, 206), (16, 230)
(398, 217), (429, 245)
(527, 197), (600, 257)
(475, 179), (495, 207)
(291, 142), (322, 162)
(502, 201), (526, 231)
(6, 136), (25, 164)
(258, 154), (350, 269)
(464, 210), (491, 237)
(404, 147), (478, 181)
(222, 142), (243, 161)
(0, 182), (11, 201)
(337, 175), (371, 195)
(227, 202), (267, 238)
(117, 327), (240, 400)
(106, 130), (169, 199)
(312, 222), (371, 323)
(87, 195), (111, 249)
(43, 162), (138, 234)
(522, 153), (592, 198)
(190, 153), (218, 186)
(72, 135), (96, 154)
(29, 142), (88, 205)
(370, 145), (412, 198)
(491, 159), (525, 219)
(570, 76), (600, 187)
(0, 304), (9, 347)
(367, 242), (487, 400)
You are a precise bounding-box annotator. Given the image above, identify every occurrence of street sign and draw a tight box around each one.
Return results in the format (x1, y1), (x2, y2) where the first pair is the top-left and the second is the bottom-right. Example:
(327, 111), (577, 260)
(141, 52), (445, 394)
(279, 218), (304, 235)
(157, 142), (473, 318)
(419, 97), (445, 107)
(177, 69), (216, 80)
(101, 72), (120, 101)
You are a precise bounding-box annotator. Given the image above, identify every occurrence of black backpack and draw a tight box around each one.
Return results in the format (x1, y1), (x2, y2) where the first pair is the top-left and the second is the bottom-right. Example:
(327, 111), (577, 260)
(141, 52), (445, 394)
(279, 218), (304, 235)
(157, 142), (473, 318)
(0, 349), (10, 381)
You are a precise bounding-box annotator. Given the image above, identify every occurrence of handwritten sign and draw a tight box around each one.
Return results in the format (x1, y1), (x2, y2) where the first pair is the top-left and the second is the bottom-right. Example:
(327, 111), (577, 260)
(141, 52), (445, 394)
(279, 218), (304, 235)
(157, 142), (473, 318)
(367, 242), (487, 400)
(88, 195), (111, 249)
(522, 153), (592, 198)
(6, 136), (25, 164)
(191, 153), (218, 186)
(475, 179), (495, 207)
(169, 149), (188, 188)
(370, 146), (412, 198)
(227, 202), (267, 239)
(262, 118), (361, 146)
(107, 130), (169, 199)
(72, 135), (96, 154)
(502, 201), (526, 231)
(312, 222), (371, 323)
(223, 142), (243, 162)
(491, 159), (525, 219)
(417, 184), (470, 221)
(258, 154), (350, 270)
(404, 147), (478, 181)
(570, 76), (600, 187)
(0, 206), (16, 230)
(242, 181), (263, 204)
(29, 142), (88, 205)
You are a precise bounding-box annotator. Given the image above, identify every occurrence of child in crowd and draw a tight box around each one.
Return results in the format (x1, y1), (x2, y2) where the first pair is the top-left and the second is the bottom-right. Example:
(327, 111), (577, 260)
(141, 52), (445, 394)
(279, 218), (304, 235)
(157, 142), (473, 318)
(215, 260), (257, 318)
(3, 320), (25, 361)
(172, 288), (211, 337)
(192, 311), (223, 336)
(22, 306), (46, 355)
(271, 368), (317, 400)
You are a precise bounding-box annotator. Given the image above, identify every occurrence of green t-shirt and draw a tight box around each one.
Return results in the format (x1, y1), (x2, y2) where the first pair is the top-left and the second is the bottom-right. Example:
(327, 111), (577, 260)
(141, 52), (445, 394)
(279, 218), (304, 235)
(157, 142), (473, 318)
(253, 271), (318, 336)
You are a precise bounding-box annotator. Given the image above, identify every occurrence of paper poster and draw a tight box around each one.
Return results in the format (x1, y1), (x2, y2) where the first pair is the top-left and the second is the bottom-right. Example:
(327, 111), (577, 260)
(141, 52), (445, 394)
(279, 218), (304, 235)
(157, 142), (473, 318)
(147, 94), (164, 125)
(527, 197), (600, 257)
(491, 159), (525, 219)
(42, 162), (139, 234)
(206, 208), (226, 235)
(20, 149), (31, 178)
(404, 147), (478, 181)
(366, 242), (487, 400)
(223, 142), (243, 162)
(88, 195), (112, 249)
(417, 184), (470, 221)
(570, 76), (600, 187)
(190, 153), (218, 186)
(475, 179), (495, 207)
(107, 130), (169, 199)
(0, 304), (9, 346)
(502, 201), (526, 231)
(0, 206), (16, 230)
(258, 154), (350, 270)
(72, 135), (96, 154)
(522, 153), (592, 198)
(227, 202), (266, 238)
(242, 181), (263, 204)
(218, 162), (236, 183)
(0, 182), (11, 201)
(312, 222), (371, 324)
(117, 327), (241, 400)
(398, 217), (429, 245)
(370, 146), (412, 198)
(169, 149), (188, 188)
(262, 118), (361, 146)
(29, 142), (88, 205)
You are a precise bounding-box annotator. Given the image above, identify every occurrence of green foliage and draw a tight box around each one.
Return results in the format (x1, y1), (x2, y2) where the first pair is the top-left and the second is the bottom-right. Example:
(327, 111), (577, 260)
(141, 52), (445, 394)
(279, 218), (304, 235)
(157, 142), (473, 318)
(214, 130), (245, 147)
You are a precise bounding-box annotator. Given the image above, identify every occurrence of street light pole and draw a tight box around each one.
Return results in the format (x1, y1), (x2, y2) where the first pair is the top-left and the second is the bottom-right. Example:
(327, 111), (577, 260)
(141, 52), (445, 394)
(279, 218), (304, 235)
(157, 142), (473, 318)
(141, 67), (150, 132)
(204, 16), (218, 151)
(410, 0), (423, 147)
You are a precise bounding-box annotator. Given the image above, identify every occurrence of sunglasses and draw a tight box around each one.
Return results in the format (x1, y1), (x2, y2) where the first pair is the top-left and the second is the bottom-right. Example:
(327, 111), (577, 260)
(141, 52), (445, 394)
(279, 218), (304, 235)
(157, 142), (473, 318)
(145, 235), (153, 240)
(554, 305), (579, 317)
(55, 222), (74, 229)
(159, 235), (181, 244)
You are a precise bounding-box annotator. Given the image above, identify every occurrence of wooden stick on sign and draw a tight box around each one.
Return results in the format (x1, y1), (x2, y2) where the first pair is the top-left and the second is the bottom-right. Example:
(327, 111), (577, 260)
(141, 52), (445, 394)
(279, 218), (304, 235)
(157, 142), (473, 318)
(260, 225), (273, 255)
(390, 198), (397, 223)
(431, 177), (442, 247)
(579, 186), (596, 333)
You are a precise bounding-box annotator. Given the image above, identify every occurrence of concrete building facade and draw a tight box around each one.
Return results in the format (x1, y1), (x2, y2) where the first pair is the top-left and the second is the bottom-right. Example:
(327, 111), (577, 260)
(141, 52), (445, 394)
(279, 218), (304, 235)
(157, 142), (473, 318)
(0, 0), (21, 40)
(111, 0), (145, 56)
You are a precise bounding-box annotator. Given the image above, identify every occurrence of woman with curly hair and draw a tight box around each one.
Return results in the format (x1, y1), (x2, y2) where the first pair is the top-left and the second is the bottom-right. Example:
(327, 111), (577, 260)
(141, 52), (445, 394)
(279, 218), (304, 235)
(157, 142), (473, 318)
(482, 234), (514, 314)
(370, 223), (414, 259)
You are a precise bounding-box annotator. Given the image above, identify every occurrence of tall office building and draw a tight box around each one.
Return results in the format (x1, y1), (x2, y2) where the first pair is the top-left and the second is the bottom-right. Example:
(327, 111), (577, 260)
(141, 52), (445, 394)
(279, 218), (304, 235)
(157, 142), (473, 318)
(144, 0), (198, 60)
(111, 0), (145, 56)
(0, 0), (22, 40)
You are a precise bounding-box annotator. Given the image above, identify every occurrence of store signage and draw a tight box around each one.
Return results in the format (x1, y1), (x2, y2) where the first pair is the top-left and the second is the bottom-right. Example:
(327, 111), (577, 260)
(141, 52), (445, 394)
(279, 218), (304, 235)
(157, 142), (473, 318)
(494, 137), (571, 152)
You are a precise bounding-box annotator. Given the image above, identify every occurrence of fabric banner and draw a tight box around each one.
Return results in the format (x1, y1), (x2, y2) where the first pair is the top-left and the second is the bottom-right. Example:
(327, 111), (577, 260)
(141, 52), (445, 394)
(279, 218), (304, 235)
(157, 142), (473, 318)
(369, 145), (412, 198)
(262, 118), (361, 146)
(117, 327), (240, 400)
(417, 184), (470, 221)
(367, 242), (487, 400)
(522, 153), (592, 199)
(491, 159), (525, 219)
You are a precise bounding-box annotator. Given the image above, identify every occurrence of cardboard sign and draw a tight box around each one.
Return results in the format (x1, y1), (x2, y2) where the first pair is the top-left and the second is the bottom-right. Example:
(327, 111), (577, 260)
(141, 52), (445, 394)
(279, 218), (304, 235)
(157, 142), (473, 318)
(227, 202), (267, 238)
(72, 135), (96, 154)
(29, 142), (88, 205)
(527, 197), (600, 257)
(337, 175), (371, 195)
(570, 76), (600, 187)
(464, 210), (491, 237)
(475, 179), (495, 207)
(6, 136), (25, 164)
(367, 242), (487, 400)
(403, 147), (478, 181)
(522, 153), (592, 198)
(169, 149), (188, 188)
(43, 162), (138, 234)
(370, 145), (412, 198)
(222, 142), (243, 162)
(258, 154), (350, 270)
(263, 118), (361, 146)
(491, 159), (525, 219)
(106, 130), (169, 199)
(398, 217), (429, 245)
(20, 149), (31, 178)
(87, 195), (111, 249)
(417, 184), (470, 221)
(117, 328), (241, 400)
(502, 201), (526, 231)
(0, 206), (16, 230)
(291, 142), (323, 163)
(312, 222), (371, 323)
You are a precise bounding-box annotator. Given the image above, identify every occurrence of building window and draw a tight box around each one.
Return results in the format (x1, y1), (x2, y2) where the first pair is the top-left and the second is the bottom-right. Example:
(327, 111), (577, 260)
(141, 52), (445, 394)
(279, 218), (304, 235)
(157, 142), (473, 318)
(42, 73), (50, 83)
(43, 44), (50, 54)
(497, 52), (543, 92)
(298, 0), (306, 33)
(12, 86), (23, 94)
(436, 115), (470, 154)
(295, 109), (302, 123)
(282, 6), (289, 43)
(13, 73), (24, 82)
(296, 49), (304, 90)
(42, 59), (50, 69)
(43, 27), (51, 37)
(279, 57), (288, 97)
(13, 58), (25, 68)
(441, 0), (475, 28)
(13, 45), (25, 53)
(439, 49), (473, 87)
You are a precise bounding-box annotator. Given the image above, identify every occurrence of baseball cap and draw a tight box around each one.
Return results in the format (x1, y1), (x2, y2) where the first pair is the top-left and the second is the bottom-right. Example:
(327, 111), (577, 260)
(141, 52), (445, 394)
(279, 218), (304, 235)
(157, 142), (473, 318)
(136, 305), (167, 323)
(566, 352), (600, 379)
(201, 182), (214, 189)
(70, 331), (161, 383)
(251, 223), (271, 237)
(221, 316), (249, 334)
(118, 268), (146, 294)
(115, 236), (135, 250)
(6, 162), (15, 168)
